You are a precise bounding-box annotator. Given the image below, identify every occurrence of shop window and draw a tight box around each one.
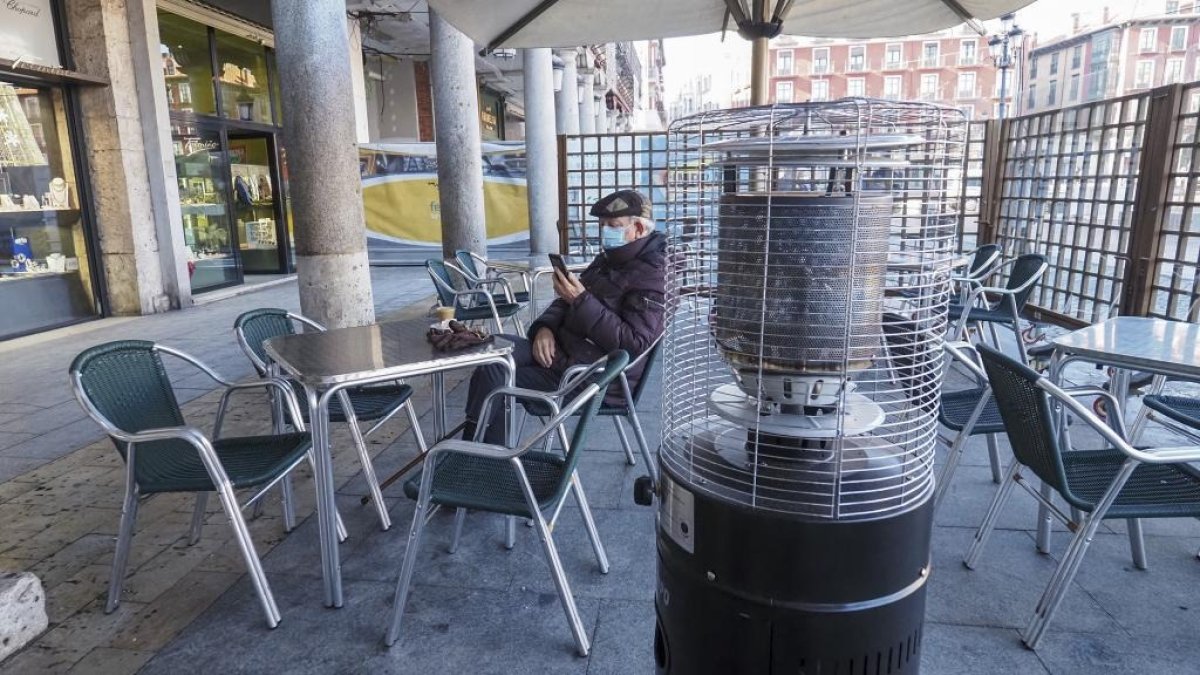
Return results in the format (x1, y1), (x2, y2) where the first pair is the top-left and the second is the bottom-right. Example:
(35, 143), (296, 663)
(158, 11), (217, 116)
(216, 32), (273, 123)
(0, 81), (99, 338)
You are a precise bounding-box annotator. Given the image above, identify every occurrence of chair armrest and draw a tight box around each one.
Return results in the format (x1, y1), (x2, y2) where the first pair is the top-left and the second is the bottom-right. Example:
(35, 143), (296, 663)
(471, 277), (517, 303)
(428, 438), (525, 461)
(1038, 378), (1200, 464)
(214, 377), (308, 437)
(943, 340), (987, 381)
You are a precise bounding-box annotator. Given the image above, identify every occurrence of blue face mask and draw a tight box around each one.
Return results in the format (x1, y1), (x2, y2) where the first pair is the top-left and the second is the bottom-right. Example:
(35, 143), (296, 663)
(601, 225), (629, 250)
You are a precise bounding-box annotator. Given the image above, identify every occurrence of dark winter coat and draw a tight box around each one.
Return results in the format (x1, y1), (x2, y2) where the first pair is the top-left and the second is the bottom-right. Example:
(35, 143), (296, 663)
(528, 231), (667, 399)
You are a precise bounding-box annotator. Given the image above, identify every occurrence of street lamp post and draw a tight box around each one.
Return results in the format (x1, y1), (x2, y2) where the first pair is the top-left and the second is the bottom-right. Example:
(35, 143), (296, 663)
(989, 13), (1023, 120)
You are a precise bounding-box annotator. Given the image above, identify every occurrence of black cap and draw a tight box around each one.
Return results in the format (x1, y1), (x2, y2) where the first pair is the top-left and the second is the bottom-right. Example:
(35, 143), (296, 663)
(589, 190), (651, 219)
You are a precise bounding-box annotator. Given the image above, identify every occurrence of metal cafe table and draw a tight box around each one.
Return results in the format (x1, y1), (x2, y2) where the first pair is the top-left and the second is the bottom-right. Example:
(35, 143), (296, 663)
(264, 317), (515, 607)
(1041, 316), (1200, 551)
(485, 254), (590, 315)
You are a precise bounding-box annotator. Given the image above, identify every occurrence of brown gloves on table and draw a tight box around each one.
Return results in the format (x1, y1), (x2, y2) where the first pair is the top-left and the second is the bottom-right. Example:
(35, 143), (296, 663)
(427, 320), (494, 352)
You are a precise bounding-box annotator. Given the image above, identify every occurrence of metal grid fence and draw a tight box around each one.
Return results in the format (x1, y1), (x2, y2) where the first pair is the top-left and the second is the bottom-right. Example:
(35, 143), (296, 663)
(1152, 83), (1200, 320)
(557, 132), (668, 254)
(992, 93), (1148, 324)
(957, 121), (987, 252)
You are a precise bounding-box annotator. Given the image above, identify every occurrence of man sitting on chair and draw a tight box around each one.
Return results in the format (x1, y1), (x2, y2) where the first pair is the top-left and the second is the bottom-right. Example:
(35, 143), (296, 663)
(463, 190), (666, 444)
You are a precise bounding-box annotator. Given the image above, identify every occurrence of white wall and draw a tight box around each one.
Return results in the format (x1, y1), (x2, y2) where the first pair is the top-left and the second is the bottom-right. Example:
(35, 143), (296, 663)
(364, 56), (420, 141)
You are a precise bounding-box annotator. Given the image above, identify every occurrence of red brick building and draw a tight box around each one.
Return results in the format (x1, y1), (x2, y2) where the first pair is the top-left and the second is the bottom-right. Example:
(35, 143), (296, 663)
(767, 26), (1011, 120)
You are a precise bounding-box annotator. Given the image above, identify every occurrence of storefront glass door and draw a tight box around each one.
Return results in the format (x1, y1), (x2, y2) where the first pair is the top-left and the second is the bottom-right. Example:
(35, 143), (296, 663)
(228, 133), (286, 274)
(172, 122), (240, 291)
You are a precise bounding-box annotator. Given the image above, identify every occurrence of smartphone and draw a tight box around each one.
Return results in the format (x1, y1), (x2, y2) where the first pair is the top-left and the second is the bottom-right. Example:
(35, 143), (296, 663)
(548, 253), (570, 278)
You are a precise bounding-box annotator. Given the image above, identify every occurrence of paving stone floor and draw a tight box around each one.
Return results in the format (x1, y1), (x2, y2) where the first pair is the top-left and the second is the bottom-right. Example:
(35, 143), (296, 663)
(2, 279), (1200, 673)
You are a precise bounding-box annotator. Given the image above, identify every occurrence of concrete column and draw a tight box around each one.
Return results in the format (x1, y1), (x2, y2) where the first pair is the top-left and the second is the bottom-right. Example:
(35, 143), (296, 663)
(429, 9), (487, 259)
(65, 0), (189, 315)
(347, 18), (371, 144)
(524, 48), (559, 254)
(554, 49), (580, 135)
(579, 69), (596, 134)
(273, 0), (374, 328)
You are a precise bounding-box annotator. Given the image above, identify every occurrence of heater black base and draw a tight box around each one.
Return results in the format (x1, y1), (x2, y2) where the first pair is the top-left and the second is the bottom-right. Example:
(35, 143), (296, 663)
(653, 471), (934, 675)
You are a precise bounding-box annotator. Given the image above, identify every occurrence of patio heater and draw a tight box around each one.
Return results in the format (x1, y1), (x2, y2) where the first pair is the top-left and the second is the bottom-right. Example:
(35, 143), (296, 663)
(653, 99), (964, 674)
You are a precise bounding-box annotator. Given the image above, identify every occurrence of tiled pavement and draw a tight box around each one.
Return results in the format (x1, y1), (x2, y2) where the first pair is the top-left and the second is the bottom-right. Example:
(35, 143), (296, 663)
(2, 277), (1200, 673)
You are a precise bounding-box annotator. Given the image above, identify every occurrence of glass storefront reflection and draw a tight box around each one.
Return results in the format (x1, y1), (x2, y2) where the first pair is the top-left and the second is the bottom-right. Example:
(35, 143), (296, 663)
(158, 12), (218, 116)
(0, 80), (99, 339)
(216, 32), (273, 123)
(172, 123), (239, 290)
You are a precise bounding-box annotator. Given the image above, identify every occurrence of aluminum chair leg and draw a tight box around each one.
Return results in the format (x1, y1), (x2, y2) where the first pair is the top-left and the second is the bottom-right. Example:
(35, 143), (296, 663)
(613, 416), (637, 466)
(105, 480), (140, 614)
(508, 457), (590, 656)
(933, 430), (972, 512)
(384, 477), (435, 646)
(280, 475), (296, 533)
(625, 408), (657, 482)
(217, 481), (281, 628)
(570, 473), (609, 574)
(1036, 481), (1055, 554)
(1127, 518), (1148, 570)
(340, 391), (391, 531)
(448, 508), (467, 554)
(504, 516), (517, 550)
(963, 461), (1021, 570)
(251, 495), (267, 519)
(188, 493), (208, 545)
(985, 434), (1003, 484)
(305, 450), (348, 542)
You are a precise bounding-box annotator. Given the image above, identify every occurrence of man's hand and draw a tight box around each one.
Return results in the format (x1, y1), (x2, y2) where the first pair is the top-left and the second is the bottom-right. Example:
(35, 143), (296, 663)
(553, 269), (586, 302)
(532, 327), (557, 368)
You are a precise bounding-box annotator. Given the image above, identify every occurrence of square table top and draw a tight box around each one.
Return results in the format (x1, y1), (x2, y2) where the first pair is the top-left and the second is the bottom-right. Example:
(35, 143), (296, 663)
(264, 317), (514, 388)
(485, 254), (590, 274)
(1051, 316), (1200, 379)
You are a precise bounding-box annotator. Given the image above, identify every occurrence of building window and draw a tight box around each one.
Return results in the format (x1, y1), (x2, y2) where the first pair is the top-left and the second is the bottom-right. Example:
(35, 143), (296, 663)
(159, 12), (218, 115)
(811, 48), (829, 74)
(1072, 44), (1083, 69)
(811, 80), (829, 101)
(885, 43), (903, 69)
(1027, 83), (1037, 109)
(0, 80), (101, 338)
(848, 45), (865, 72)
(956, 72), (976, 98)
(920, 73), (938, 100)
(847, 77), (866, 97)
(883, 75), (902, 99)
(1136, 59), (1156, 88)
(1029, 55), (1038, 78)
(1069, 73), (1080, 101)
(1140, 28), (1158, 52)
(1167, 0), (1181, 13)
(1166, 57), (1185, 83)
(922, 41), (939, 68)
(959, 39), (977, 65)
(1047, 80), (1058, 105)
(1049, 52), (1059, 76)
(1171, 26), (1188, 51)
(775, 80), (794, 103)
(776, 50), (793, 76)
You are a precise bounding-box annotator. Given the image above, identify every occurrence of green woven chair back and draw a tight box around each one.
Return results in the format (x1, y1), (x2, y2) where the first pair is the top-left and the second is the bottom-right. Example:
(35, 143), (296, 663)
(969, 244), (1000, 276)
(454, 250), (481, 280)
(70, 340), (185, 458)
(627, 339), (664, 407)
(976, 344), (1067, 491)
(235, 308), (295, 375)
(1007, 253), (1047, 312)
(425, 259), (458, 307)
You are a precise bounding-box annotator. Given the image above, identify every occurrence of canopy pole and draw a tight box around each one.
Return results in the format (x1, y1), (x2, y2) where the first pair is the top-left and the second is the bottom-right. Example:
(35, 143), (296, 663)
(751, 36), (768, 106)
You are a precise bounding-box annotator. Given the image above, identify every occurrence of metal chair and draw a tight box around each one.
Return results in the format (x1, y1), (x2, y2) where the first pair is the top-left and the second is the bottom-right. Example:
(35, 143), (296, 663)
(519, 336), (663, 483)
(70, 340), (313, 628)
(384, 351), (629, 657)
(235, 308), (429, 531)
(454, 249), (532, 304)
(426, 258), (525, 334)
(1131, 298), (1200, 445)
(950, 243), (1002, 302)
(933, 341), (1006, 510)
(948, 252), (1048, 364)
(964, 344), (1200, 649)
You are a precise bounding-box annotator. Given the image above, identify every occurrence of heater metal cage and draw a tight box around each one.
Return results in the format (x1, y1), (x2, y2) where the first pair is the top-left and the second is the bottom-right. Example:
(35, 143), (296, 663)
(662, 99), (967, 521)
